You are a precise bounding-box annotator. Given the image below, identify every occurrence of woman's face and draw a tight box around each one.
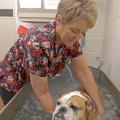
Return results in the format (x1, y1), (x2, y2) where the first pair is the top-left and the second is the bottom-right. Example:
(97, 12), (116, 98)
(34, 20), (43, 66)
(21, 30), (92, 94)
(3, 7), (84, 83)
(55, 16), (89, 48)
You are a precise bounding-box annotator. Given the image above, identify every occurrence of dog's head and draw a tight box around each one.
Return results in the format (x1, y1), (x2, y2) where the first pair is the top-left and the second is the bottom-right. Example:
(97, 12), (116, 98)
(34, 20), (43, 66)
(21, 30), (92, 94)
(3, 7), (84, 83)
(52, 91), (97, 120)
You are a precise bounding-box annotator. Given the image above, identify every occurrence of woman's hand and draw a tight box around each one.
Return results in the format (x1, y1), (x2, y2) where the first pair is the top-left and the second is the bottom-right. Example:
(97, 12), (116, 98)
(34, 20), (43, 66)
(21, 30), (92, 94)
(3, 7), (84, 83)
(97, 111), (106, 120)
(97, 104), (105, 114)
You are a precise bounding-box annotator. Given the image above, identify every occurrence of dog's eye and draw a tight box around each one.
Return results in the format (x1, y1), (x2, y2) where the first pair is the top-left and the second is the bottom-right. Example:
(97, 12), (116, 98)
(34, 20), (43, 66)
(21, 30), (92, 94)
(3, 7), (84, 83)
(57, 101), (61, 105)
(70, 104), (79, 111)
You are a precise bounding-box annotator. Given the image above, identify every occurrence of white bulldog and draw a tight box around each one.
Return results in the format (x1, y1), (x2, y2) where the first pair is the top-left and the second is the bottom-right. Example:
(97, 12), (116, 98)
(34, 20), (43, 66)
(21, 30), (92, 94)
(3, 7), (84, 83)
(52, 91), (97, 120)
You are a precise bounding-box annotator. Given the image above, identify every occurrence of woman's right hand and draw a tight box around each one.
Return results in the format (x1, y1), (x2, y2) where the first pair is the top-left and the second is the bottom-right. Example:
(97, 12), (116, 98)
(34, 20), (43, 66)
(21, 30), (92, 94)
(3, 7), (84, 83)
(97, 111), (106, 120)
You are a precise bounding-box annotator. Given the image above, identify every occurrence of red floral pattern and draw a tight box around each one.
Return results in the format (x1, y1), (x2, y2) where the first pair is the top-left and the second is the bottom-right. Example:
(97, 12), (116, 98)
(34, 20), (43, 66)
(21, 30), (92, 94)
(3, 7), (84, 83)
(0, 22), (82, 93)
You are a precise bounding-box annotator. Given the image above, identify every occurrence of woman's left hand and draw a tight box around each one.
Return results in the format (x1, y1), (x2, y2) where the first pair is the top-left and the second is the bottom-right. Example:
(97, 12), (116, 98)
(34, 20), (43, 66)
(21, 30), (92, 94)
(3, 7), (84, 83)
(97, 111), (106, 120)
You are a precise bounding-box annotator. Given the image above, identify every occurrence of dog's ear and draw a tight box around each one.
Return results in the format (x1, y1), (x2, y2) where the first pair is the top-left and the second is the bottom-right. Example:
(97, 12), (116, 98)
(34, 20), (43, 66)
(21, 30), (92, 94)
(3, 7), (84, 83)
(85, 101), (96, 112)
(85, 101), (97, 120)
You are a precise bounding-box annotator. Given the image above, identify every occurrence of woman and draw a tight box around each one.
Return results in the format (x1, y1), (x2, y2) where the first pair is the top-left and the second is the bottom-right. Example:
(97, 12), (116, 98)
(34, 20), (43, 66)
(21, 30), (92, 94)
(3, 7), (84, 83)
(0, 0), (104, 118)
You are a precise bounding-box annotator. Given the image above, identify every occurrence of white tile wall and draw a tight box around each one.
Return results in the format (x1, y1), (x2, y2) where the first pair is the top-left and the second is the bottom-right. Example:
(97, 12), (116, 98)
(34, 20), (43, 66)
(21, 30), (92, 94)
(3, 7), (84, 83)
(83, 50), (102, 67)
(0, 0), (15, 9)
(103, 0), (120, 91)
(96, 0), (108, 22)
(105, 19), (120, 39)
(107, 0), (120, 20)
(84, 0), (108, 69)
(107, 0), (116, 20)
(87, 21), (105, 37)
(84, 37), (103, 52)
(0, 0), (16, 57)
(116, 0), (120, 18)
(103, 39), (120, 63)
(0, 18), (17, 57)
(84, 0), (108, 68)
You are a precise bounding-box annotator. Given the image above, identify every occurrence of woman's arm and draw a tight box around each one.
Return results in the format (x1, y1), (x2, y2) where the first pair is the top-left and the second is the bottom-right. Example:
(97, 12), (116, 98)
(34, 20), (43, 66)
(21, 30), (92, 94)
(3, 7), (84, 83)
(30, 74), (55, 113)
(71, 55), (104, 114)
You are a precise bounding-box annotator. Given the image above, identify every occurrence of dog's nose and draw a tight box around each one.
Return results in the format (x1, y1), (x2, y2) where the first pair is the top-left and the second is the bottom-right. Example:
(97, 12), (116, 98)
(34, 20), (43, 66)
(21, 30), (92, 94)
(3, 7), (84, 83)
(59, 106), (67, 114)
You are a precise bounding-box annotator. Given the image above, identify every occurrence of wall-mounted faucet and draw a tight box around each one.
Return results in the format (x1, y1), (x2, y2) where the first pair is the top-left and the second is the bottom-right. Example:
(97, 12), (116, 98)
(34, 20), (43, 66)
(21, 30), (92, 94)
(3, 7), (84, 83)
(96, 56), (104, 82)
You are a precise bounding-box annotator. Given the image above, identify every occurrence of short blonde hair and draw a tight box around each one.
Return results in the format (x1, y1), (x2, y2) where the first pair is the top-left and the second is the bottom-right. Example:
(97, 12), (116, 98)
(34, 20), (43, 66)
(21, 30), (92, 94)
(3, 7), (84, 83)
(57, 0), (97, 28)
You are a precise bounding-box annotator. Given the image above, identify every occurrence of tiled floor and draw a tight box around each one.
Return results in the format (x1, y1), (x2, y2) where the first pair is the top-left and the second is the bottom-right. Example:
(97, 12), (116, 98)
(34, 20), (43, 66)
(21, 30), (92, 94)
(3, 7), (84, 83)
(15, 67), (120, 120)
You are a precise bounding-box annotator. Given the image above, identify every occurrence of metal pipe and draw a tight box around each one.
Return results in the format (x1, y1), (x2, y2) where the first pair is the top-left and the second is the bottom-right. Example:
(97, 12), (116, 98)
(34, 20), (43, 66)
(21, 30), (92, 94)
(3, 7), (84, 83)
(96, 56), (104, 82)
(66, 63), (74, 83)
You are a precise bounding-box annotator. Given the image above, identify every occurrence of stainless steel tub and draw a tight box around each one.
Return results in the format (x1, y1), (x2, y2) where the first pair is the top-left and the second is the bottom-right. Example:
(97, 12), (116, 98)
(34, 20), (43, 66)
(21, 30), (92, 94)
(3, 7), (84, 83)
(0, 67), (120, 120)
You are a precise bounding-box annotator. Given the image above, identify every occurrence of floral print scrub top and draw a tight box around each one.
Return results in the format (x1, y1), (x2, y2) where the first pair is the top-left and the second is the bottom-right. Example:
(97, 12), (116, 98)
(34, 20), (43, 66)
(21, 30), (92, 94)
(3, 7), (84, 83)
(0, 22), (82, 93)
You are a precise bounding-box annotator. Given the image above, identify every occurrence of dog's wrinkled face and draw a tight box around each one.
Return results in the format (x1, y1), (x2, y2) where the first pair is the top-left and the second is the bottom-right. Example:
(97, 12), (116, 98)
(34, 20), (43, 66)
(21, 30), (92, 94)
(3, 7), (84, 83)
(52, 91), (96, 120)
